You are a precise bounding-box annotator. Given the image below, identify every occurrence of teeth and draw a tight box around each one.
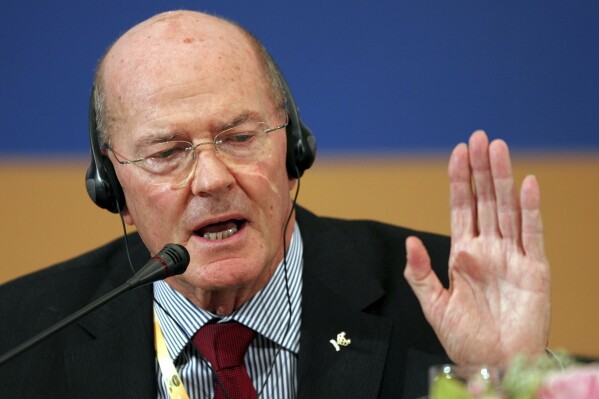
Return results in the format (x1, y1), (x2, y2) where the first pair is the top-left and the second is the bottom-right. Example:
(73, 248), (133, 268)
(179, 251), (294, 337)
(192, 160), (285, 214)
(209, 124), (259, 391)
(203, 226), (238, 240)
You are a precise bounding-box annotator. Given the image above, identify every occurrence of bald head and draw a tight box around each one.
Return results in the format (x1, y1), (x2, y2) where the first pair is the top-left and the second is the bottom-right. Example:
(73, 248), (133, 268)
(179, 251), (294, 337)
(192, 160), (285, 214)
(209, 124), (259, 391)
(93, 10), (285, 147)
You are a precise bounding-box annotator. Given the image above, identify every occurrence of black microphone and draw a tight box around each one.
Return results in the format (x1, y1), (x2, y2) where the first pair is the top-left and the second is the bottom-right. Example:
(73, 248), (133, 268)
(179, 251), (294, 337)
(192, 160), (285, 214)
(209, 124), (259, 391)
(0, 243), (190, 365)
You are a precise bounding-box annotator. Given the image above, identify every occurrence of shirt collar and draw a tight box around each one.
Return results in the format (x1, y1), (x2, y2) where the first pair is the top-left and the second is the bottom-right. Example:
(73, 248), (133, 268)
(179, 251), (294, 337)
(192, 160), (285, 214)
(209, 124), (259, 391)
(153, 222), (303, 360)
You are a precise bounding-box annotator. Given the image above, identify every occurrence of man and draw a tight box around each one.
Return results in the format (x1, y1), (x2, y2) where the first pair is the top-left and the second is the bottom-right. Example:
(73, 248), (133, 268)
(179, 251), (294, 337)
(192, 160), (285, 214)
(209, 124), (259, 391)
(0, 10), (550, 398)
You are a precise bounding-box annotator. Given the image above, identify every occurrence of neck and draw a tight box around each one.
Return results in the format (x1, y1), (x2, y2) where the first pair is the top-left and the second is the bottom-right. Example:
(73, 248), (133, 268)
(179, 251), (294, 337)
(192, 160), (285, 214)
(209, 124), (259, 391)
(165, 271), (276, 316)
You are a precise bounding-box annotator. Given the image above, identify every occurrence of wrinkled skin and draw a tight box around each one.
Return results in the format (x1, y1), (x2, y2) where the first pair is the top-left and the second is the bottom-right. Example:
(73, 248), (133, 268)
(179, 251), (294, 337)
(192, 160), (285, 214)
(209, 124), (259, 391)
(100, 12), (295, 315)
(404, 131), (550, 366)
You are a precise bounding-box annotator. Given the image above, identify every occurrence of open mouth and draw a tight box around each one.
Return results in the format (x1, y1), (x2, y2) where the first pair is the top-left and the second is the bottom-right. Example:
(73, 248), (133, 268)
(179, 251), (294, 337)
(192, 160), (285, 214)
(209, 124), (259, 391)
(195, 219), (245, 241)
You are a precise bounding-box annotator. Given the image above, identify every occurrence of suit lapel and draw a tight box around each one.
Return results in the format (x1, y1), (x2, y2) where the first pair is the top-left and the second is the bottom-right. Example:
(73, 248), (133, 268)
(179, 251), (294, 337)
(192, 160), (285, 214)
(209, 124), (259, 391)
(64, 283), (156, 398)
(298, 273), (392, 399)
(296, 207), (393, 398)
(63, 241), (158, 399)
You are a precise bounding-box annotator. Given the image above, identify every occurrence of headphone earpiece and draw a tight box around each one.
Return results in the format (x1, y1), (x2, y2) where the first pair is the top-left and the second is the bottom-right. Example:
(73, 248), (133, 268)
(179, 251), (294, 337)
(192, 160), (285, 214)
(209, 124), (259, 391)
(277, 66), (317, 178)
(85, 89), (126, 213)
(285, 116), (317, 179)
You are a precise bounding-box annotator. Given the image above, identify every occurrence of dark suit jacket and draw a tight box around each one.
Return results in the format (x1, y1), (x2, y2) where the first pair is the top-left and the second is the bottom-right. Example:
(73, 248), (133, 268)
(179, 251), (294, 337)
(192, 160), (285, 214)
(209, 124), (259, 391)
(0, 206), (450, 398)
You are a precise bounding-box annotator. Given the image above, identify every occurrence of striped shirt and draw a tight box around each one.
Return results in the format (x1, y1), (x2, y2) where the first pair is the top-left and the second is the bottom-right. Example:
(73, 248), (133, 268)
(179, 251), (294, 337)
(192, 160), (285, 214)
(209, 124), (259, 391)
(154, 223), (303, 398)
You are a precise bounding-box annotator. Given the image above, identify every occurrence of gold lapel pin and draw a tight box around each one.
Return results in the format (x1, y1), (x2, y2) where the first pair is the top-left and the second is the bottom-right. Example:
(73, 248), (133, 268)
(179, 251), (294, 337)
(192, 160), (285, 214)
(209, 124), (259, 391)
(330, 331), (351, 351)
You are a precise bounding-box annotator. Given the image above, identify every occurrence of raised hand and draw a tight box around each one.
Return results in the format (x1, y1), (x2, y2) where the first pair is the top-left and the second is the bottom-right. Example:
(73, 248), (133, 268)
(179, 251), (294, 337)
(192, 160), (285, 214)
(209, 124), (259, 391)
(404, 130), (551, 366)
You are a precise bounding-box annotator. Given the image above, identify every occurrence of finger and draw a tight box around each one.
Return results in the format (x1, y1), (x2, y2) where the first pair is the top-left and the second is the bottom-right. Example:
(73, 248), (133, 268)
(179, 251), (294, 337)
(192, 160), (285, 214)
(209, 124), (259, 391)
(404, 236), (447, 324)
(520, 175), (546, 261)
(469, 131), (499, 236)
(489, 139), (521, 243)
(449, 142), (476, 242)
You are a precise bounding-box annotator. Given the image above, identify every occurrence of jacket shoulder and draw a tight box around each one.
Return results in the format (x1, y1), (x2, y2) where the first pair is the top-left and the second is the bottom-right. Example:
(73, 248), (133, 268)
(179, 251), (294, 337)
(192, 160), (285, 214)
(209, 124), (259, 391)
(295, 205), (450, 276)
(0, 234), (148, 345)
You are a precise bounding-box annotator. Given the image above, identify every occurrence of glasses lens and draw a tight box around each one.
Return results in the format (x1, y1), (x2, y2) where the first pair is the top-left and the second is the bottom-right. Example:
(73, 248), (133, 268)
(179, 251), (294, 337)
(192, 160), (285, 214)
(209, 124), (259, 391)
(135, 141), (193, 186)
(215, 123), (272, 165)
(139, 120), (286, 189)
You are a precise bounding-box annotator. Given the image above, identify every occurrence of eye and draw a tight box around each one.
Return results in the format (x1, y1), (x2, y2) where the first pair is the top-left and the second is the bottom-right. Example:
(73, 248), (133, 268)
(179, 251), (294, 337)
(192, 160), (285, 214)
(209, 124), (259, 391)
(147, 142), (190, 160)
(142, 141), (191, 174)
(218, 131), (258, 145)
(151, 147), (185, 159)
(214, 123), (270, 162)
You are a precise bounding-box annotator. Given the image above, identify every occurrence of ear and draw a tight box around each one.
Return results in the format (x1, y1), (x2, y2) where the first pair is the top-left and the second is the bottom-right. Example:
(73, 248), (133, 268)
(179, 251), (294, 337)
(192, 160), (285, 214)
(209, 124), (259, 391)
(121, 207), (135, 226)
(288, 176), (297, 192)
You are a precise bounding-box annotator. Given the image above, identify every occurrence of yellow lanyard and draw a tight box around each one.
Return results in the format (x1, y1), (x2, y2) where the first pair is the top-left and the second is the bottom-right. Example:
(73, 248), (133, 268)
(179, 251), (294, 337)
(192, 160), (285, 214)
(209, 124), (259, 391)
(154, 310), (191, 399)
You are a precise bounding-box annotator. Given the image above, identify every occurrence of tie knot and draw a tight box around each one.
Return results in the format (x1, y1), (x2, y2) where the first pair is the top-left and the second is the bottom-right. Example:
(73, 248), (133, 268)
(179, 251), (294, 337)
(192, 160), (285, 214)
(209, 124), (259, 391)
(193, 322), (256, 371)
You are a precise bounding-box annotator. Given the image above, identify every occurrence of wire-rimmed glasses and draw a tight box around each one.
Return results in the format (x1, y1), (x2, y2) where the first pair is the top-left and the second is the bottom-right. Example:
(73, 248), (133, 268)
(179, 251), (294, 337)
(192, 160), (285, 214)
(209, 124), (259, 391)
(109, 116), (288, 188)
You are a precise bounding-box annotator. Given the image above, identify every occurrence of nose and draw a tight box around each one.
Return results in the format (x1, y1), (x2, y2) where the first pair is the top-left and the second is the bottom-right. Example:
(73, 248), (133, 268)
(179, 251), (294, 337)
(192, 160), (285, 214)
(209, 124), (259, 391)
(188, 144), (235, 197)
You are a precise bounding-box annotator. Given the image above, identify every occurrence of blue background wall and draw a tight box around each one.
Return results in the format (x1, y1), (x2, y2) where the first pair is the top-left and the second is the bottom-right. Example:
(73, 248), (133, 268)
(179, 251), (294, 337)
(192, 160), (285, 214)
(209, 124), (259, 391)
(2, 1), (598, 157)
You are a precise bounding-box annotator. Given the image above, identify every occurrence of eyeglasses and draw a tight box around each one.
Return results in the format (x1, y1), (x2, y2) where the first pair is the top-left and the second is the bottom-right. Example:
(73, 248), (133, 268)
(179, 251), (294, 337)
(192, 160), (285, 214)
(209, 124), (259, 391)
(109, 116), (288, 188)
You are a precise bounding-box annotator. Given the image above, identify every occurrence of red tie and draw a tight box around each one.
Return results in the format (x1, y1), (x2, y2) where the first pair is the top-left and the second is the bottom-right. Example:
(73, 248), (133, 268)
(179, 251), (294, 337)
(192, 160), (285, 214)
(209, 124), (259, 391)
(193, 322), (257, 399)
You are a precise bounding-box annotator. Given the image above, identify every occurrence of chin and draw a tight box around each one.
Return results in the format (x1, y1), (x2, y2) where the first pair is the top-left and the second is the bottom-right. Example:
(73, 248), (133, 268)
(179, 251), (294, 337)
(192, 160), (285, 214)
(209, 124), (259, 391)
(181, 257), (268, 291)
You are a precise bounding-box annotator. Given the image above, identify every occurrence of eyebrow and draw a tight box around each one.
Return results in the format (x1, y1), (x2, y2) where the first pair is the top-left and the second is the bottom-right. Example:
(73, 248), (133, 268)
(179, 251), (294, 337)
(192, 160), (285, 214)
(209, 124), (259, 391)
(131, 110), (266, 152)
(216, 110), (264, 131)
(132, 132), (185, 154)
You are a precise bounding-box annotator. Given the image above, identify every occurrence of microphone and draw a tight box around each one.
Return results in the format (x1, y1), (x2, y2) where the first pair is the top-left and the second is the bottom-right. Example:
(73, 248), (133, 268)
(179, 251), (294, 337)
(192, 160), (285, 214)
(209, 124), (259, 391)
(0, 243), (190, 365)
(126, 243), (190, 288)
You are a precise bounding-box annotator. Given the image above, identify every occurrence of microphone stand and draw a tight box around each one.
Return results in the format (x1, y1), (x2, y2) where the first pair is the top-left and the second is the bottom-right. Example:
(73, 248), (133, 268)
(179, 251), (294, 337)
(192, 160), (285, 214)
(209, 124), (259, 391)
(0, 243), (189, 366)
(0, 282), (133, 365)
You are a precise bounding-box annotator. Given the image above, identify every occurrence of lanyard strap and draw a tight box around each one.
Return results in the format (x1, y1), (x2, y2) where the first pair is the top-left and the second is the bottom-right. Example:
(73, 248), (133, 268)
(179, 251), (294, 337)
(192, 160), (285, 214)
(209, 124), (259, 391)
(154, 310), (191, 399)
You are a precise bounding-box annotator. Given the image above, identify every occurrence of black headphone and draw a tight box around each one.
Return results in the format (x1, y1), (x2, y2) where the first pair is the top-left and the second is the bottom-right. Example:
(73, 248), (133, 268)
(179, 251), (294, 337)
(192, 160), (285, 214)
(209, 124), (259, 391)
(85, 65), (316, 213)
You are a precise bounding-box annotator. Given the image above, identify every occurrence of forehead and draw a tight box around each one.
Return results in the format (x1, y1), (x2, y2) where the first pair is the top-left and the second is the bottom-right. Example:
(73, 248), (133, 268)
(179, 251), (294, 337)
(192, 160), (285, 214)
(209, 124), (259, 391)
(100, 13), (276, 135)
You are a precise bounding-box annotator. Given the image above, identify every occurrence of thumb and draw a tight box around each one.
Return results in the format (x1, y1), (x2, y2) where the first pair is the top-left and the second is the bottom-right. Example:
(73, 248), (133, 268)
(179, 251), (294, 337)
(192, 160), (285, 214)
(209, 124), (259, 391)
(404, 236), (447, 323)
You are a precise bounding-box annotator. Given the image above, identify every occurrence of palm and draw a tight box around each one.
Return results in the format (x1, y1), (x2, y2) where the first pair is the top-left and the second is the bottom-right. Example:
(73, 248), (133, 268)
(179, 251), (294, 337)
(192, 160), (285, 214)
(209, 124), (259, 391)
(404, 131), (551, 366)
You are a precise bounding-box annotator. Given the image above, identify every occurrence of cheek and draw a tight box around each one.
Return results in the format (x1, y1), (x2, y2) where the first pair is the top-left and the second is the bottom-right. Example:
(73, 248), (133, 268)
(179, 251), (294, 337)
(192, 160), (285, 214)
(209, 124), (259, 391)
(118, 172), (186, 250)
(229, 138), (291, 203)
(130, 185), (183, 221)
(230, 160), (290, 210)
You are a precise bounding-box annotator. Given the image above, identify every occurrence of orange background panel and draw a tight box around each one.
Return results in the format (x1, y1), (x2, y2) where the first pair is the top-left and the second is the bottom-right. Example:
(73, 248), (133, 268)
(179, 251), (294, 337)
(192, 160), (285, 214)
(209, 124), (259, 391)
(1, 155), (598, 358)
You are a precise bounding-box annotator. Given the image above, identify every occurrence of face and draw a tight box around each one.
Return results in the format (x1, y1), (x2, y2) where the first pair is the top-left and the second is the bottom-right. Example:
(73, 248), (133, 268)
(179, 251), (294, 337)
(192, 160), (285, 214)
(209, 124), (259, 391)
(102, 14), (296, 311)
